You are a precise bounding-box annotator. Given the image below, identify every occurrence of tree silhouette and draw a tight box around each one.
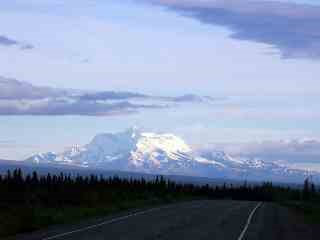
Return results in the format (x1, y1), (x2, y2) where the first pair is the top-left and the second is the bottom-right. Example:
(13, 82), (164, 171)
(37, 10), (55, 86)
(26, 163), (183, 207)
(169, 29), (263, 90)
(0, 168), (319, 237)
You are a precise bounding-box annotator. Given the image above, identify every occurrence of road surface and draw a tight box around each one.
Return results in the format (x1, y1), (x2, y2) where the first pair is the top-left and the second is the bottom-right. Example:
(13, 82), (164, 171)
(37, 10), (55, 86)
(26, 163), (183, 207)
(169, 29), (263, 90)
(11, 200), (318, 240)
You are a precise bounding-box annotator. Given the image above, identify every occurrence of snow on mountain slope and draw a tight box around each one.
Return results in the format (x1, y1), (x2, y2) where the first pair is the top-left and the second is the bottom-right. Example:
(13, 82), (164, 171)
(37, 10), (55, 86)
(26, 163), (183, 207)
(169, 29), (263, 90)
(130, 132), (192, 167)
(28, 128), (194, 171)
(27, 128), (312, 182)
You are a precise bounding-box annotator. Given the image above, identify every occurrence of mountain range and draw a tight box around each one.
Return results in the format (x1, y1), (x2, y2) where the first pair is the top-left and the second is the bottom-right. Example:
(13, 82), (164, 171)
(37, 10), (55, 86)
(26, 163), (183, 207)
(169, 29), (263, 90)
(27, 128), (314, 183)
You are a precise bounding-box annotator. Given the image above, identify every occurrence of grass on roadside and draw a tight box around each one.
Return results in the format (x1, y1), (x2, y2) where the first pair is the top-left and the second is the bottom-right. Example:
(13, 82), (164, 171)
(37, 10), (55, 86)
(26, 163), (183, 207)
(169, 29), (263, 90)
(282, 201), (320, 224)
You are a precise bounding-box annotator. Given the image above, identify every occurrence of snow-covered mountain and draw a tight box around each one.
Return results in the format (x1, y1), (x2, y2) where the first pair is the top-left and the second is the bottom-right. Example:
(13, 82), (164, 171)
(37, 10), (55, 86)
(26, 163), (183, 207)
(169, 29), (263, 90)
(27, 128), (312, 182)
(28, 129), (195, 173)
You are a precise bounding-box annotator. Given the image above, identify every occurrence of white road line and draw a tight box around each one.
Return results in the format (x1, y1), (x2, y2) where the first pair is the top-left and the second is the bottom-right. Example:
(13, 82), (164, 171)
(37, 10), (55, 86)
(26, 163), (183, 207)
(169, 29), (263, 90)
(237, 202), (263, 240)
(42, 201), (261, 240)
(42, 206), (167, 240)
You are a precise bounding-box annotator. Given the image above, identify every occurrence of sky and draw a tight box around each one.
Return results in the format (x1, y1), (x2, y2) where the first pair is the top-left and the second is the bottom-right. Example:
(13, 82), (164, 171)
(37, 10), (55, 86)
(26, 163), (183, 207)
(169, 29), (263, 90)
(0, 0), (320, 170)
(0, 0), (319, 96)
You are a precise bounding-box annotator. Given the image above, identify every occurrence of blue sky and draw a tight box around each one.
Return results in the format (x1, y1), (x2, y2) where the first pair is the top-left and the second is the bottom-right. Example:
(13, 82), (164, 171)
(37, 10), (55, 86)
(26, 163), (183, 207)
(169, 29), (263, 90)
(0, 0), (320, 96)
(0, 0), (320, 169)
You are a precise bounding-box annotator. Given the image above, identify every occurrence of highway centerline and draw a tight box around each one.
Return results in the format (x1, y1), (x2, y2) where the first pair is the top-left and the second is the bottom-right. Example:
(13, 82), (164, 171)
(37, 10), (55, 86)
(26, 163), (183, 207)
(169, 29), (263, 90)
(41, 202), (207, 240)
(41, 201), (259, 240)
(42, 206), (169, 240)
(237, 202), (263, 240)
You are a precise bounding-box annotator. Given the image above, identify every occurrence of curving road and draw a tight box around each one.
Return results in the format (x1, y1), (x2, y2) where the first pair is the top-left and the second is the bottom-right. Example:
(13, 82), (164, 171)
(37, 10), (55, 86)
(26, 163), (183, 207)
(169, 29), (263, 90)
(11, 200), (317, 240)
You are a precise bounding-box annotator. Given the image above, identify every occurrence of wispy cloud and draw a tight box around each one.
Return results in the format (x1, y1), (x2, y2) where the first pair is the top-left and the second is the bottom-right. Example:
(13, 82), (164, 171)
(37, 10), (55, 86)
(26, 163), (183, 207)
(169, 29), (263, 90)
(214, 139), (320, 164)
(20, 43), (34, 50)
(0, 35), (34, 50)
(151, 0), (320, 59)
(0, 99), (163, 116)
(0, 35), (18, 46)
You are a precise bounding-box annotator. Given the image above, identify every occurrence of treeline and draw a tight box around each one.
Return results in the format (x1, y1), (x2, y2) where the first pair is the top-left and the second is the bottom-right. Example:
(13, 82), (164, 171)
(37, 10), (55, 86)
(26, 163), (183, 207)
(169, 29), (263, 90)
(0, 169), (319, 237)
(1, 169), (319, 206)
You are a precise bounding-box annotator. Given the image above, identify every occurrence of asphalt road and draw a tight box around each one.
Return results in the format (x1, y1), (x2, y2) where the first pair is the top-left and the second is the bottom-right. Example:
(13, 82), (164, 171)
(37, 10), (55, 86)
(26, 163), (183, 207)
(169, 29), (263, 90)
(11, 200), (318, 240)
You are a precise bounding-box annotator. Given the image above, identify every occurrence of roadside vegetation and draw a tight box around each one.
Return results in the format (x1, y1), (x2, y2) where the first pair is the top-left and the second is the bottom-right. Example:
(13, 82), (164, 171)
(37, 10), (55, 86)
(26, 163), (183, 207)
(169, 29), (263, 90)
(0, 169), (318, 237)
(282, 178), (320, 224)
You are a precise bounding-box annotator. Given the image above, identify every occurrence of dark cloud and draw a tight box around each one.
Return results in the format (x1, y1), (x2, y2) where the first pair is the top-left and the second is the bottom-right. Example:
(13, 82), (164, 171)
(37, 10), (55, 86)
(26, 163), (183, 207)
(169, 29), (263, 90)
(153, 0), (320, 59)
(0, 35), (34, 50)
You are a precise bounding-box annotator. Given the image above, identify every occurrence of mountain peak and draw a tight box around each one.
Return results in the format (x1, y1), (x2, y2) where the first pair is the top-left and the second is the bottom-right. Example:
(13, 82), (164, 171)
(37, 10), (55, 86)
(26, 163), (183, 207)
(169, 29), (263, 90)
(26, 129), (312, 182)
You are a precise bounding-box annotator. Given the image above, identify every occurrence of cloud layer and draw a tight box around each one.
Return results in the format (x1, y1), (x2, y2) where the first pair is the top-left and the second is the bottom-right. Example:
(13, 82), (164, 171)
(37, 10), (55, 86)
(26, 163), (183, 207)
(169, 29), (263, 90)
(152, 0), (320, 59)
(0, 76), (65, 100)
(0, 99), (161, 116)
(213, 139), (320, 165)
